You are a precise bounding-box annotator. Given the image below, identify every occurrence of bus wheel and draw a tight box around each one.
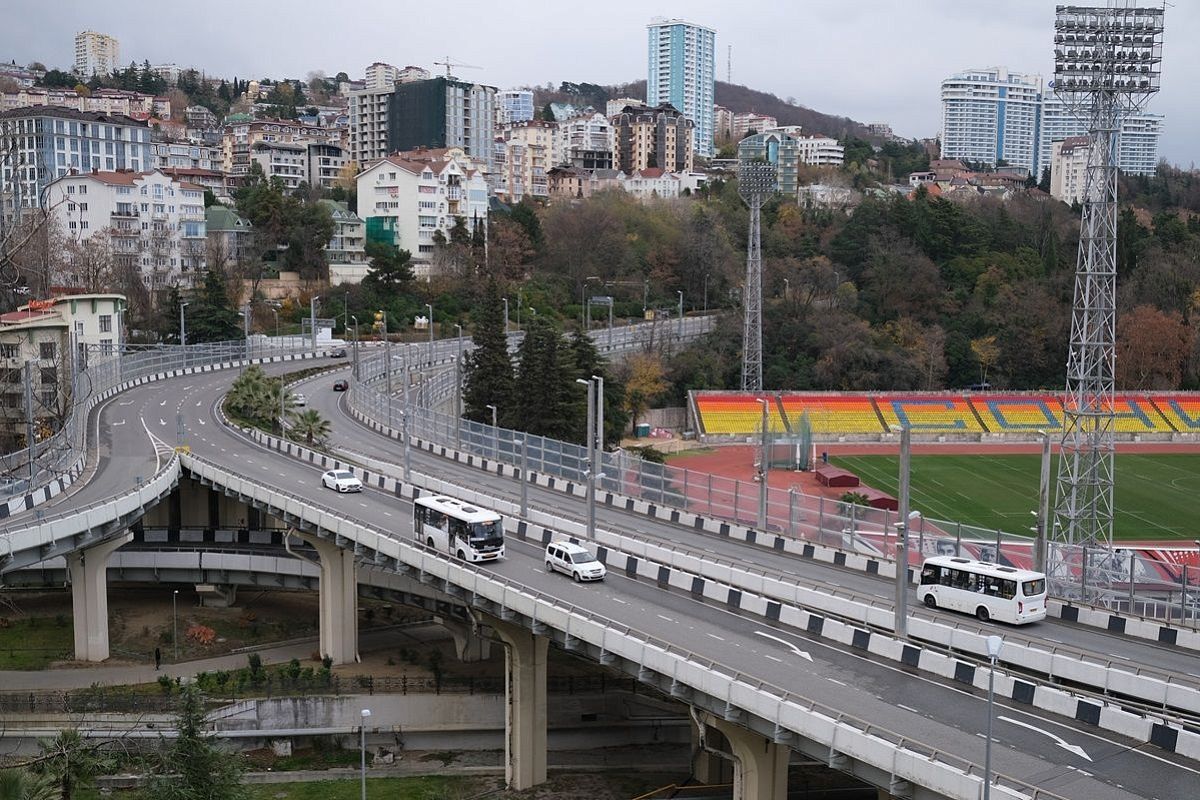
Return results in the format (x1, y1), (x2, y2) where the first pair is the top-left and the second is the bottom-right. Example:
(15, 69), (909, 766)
(426, 537), (434, 548)
(923, 595), (937, 609)
(976, 606), (990, 623)
(457, 550), (466, 560)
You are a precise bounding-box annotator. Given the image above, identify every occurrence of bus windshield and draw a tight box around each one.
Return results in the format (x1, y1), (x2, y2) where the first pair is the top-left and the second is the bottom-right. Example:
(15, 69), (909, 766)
(1022, 578), (1046, 597)
(469, 521), (503, 544)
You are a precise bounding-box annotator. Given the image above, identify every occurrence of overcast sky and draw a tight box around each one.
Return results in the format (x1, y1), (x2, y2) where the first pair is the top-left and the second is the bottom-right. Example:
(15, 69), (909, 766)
(7, 0), (1196, 165)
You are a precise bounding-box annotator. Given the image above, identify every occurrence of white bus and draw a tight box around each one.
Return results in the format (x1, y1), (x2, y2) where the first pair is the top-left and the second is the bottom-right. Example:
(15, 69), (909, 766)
(918, 556), (1047, 625)
(413, 495), (505, 563)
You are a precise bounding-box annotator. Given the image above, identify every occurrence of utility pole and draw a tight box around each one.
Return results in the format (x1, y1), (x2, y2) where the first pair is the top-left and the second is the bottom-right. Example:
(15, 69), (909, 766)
(23, 359), (35, 480)
(309, 295), (320, 354)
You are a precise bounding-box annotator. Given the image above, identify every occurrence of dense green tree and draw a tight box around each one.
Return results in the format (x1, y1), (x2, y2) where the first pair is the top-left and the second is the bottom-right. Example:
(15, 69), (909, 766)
(567, 331), (628, 448)
(0, 768), (55, 800)
(362, 240), (414, 291)
(149, 684), (248, 800)
(32, 729), (112, 800)
(186, 270), (241, 343)
(510, 315), (576, 440)
(158, 285), (184, 344)
(289, 409), (331, 445)
(462, 281), (515, 425)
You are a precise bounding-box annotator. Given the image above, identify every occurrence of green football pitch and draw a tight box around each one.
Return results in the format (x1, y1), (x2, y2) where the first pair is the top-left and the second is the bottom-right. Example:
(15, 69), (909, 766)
(829, 453), (1200, 542)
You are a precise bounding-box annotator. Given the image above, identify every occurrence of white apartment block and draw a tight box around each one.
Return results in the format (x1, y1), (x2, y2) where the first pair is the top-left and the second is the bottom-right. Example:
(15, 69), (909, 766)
(792, 134), (845, 167)
(731, 113), (777, 140)
(44, 170), (207, 291)
(356, 148), (489, 280)
(556, 112), (612, 168)
(307, 143), (348, 190)
(497, 90), (535, 126)
(607, 98), (644, 119)
(320, 200), (369, 286)
(941, 67), (1043, 175)
(221, 119), (340, 179)
(151, 141), (222, 172)
(1050, 136), (1093, 205)
(502, 120), (553, 200)
(152, 64), (182, 85)
(250, 141), (307, 190)
(365, 62), (402, 90)
(620, 168), (681, 200)
(0, 107), (153, 213)
(74, 31), (120, 78)
(1039, 98), (1162, 177)
(1, 88), (170, 118)
(647, 18), (716, 158)
(348, 86), (393, 165)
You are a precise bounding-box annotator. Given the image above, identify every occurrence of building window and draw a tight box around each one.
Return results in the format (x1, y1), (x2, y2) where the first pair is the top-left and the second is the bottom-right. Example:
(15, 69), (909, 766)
(39, 341), (55, 360)
(0, 344), (17, 359)
(99, 315), (112, 333)
(40, 367), (56, 385)
(40, 387), (56, 407)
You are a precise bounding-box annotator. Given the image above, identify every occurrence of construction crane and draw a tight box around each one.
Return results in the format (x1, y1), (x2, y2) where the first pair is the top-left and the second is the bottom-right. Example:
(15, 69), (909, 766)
(433, 57), (482, 80)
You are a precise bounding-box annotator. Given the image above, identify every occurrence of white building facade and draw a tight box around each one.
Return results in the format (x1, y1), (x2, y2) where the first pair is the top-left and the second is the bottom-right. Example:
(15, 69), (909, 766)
(357, 148), (489, 280)
(940, 67), (1043, 175)
(1049, 136), (1093, 205)
(44, 170), (207, 291)
(1039, 98), (1162, 177)
(646, 18), (716, 159)
(496, 90), (535, 126)
(556, 112), (612, 168)
(74, 31), (120, 77)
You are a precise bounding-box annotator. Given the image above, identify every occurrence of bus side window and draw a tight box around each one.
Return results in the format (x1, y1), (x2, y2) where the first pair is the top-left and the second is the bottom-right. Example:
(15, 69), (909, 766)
(941, 568), (956, 587)
(414, 507), (425, 527)
(449, 519), (468, 542)
(1000, 579), (1016, 599)
(920, 566), (938, 585)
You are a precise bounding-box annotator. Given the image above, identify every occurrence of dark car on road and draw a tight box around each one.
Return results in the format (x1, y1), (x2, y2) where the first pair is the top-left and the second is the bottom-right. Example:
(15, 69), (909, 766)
(330, 348), (347, 358)
(333, 379), (349, 392)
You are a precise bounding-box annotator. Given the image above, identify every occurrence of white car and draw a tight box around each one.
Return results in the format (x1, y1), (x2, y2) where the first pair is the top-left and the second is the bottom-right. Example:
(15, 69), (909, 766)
(321, 469), (362, 493)
(292, 393), (307, 407)
(545, 541), (606, 582)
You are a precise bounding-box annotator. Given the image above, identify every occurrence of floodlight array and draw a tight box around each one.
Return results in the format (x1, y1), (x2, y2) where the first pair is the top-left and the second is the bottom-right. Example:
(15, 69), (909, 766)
(1053, 5), (1163, 95)
(737, 162), (777, 201)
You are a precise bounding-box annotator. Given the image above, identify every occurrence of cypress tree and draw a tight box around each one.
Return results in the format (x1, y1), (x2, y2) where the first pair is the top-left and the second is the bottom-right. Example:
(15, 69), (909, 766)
(462, 280), (514, 424)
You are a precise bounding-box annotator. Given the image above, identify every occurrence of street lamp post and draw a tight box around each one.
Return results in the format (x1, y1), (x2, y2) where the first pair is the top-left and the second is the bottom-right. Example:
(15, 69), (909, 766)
(402, 410), (411, 482)
(360, 708), (371, 800)
(516, 437), (528, 516)
(577, 378), (595, 534)
(1035, 430), (1051, 574)
(783, 278), (790, 301)
(172, 589), (179, 661)
(350, 314), (359, 380)
(425, 303), (434, 353)
(703, 273), (709, 314)
(486, 403), (498, 460)
(893, 424), (912, 638)
(454, 323), (463, 448)
(591, 375), (604, 482)
(516, 289), (523, 331)
(241, 304), (250, 357)
(677, 290), (684, 339)
(756, 398), (769, 529)
(309, 295), (320, 354)
(502, 297), (509, 334)
(982, 635), (1003, 800)
(179, 302), (190, 367)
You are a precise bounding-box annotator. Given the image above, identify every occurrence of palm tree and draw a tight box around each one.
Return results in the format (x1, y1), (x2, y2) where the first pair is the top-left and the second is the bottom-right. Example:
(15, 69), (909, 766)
(0, 768), (55, 800)
(288, 409), (330, 446)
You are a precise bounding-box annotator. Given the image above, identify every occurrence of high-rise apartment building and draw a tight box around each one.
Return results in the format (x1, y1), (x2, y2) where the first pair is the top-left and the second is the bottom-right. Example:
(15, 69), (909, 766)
(0, 106), (153, 214)
(941, 66), (1164, 179)
(556, 112), (613, 169)
(496, 90), (535, 126)
(941, 67), (1043, 175)
(350, 78), (496, 170)
(1040, 98), (1162, 177)
(74, 31), (120, 77)
(610, 104), (693, 174)
(646, 18), (716, 159)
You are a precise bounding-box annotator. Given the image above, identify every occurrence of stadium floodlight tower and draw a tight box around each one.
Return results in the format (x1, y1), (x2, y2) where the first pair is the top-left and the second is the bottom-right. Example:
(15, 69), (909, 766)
(737, 160), (776, 391)
(1050, 3), (1164, 602)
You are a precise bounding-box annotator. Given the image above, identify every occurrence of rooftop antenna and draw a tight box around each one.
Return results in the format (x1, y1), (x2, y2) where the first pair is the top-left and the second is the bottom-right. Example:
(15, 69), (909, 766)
(433, 57), (482, 80)
(727, 44), (731, 84)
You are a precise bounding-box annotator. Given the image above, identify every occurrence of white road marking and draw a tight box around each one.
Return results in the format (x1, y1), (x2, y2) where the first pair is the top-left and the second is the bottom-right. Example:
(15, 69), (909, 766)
(195, 401), (203, 407)
(198, 419), (205, 425)
(998, 716), (1092, 761)
(764, 655), (783, 663)
(753, 630), (813, 661)
(897, 704), (921, 715)
(159, 418), (166, 426)
(113, 420), (126, 426)
(826, 679), (847, 687)
(383, 511), (393, 517)
(611, 598), (628, 605)
(119, 400), (133, 406)
(160, 400), (167, 406)
(656, 614), (675, 623)
(706, 633), (724, 642)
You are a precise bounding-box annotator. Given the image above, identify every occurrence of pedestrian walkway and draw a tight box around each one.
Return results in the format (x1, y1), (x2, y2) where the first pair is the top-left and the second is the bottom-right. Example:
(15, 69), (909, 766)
(0, 628), (404, 691)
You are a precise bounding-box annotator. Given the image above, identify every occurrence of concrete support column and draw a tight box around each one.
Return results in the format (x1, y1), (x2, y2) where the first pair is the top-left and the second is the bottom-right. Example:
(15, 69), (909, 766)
(692, 719), (728, 785)
(703, 715), (789, 800)
(66, 531), (133, 662)
(437, 616), (493, 662)
(294, 532), (358, 665)
(490, 618), (548, 790)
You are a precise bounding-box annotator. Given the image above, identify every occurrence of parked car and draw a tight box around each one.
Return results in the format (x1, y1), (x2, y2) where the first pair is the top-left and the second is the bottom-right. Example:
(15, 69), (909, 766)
(333, 379), (349, 392)
(292, 393), (307, 406)
(545, 541), (607, 582)
(321, 469), (362, 493)
(330, 348), (347, 358)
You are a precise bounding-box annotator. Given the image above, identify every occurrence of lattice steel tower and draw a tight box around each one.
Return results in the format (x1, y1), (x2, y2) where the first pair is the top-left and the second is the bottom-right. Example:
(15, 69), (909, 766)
(738, 162), (776, 391)
(1050, 3), (1164, 599)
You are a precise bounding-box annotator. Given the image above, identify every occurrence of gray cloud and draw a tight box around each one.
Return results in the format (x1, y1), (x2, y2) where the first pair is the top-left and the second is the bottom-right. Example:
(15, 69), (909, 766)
(7, 0), (1195, 164)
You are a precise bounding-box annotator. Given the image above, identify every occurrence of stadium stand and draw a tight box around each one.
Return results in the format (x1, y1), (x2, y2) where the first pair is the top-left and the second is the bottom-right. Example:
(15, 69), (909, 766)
(692, 393), (787, 436)
(876, 395), (985, 434)
(1149, 396), (1200, 433)
(778, 394), (886, 434)
(969, 395), (1064, 432)
(1104, 395), (1175, 433)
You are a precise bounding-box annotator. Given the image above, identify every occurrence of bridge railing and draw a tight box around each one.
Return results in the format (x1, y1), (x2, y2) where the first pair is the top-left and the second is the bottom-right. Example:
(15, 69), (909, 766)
(0, 338), (313, 501)
(179, 448), (1061, 800)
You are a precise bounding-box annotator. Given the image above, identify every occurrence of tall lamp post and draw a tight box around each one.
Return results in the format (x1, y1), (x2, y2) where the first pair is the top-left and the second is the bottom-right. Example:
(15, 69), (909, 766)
(891, 424), (913, 637)
(677, 290), (684, 339)
(350, 314), (359, 380)
(454, 323), (463, 448)
(179, 301), (190, 368)
(360, 708), (371, 800)
(756, 397), (769, 529)
(590, 374), (604, 484)
(515, 437), (528, 516)
(172, 589), (179, 661)
(486, 403), (498, 460)
(502, 297), (509, 334)
(425, 303), (434, 354)
(1035, 430), (1051, 574)
(982, 635), (1003, 800)
(309, 295), (320, 354)
(577, 378), (595, 534)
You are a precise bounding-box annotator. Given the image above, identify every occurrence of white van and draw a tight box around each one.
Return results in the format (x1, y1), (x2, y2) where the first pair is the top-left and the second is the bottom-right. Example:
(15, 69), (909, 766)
(545, 541), (607, 582)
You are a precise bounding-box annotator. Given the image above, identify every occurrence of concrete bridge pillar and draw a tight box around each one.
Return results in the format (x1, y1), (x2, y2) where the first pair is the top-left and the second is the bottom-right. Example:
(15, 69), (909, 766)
(66, 531), (133, 662)
(702, 715), (789, 800)
(293, 532), (358, 665)
(490, 617), (548, 791)
(437, 615), (493, 662)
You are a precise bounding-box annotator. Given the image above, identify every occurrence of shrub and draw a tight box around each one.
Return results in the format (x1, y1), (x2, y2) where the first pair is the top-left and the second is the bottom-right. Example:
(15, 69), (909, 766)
(157, 674), (174, 695)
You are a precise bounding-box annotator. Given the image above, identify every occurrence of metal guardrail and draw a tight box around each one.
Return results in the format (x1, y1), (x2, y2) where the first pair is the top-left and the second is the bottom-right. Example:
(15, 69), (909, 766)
(180, 448), (1063, 800)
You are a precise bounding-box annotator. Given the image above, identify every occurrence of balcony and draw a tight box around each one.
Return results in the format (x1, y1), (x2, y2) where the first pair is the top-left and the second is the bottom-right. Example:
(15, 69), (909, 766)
(446, 186), (463, 201)
(111, 208), (138, 219)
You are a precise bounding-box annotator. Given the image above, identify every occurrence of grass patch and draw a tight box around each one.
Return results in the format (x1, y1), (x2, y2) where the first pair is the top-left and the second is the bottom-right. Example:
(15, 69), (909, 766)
(830, 452), (1200, 541)
(0, 615), (73, 668)
(75, 776), (484, 800)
